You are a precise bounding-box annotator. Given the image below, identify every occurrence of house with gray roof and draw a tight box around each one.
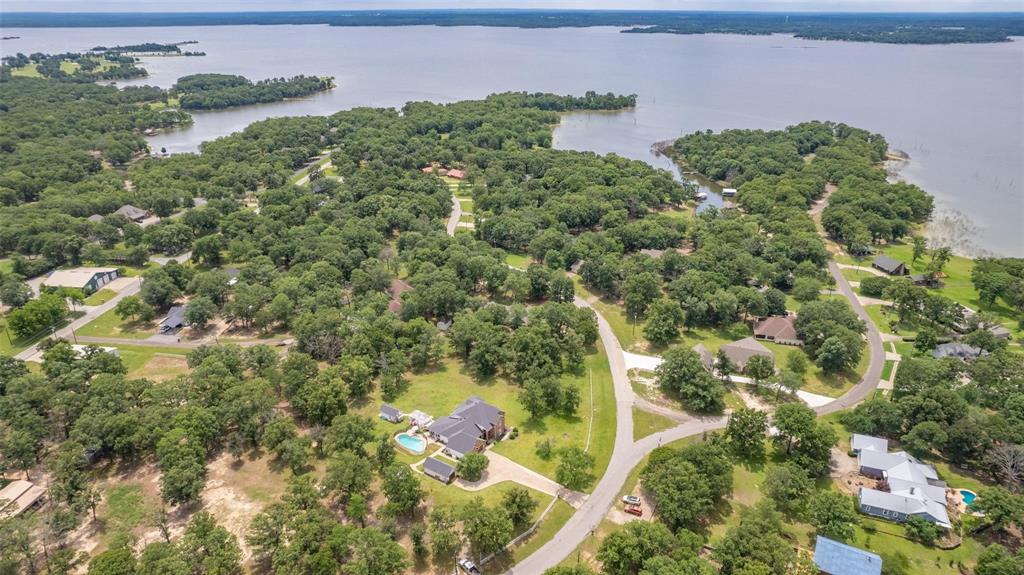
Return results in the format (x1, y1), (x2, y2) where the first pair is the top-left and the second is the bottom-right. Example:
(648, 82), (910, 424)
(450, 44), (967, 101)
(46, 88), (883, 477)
(159, 305), (187, 333)
(857, 447), (950, 528)
(115, 204), (149, 222)
(872, 255), (908, 276)
(753, 315), (802, 346)
(379, 404), (403, 423)
(932, 342), (987, 360)
(813, 536), (882, 575)
(851, 434), (888, 455)
(718, 337), (774, 372)
(428, 397), (506, 460)
(423, 457), (456, 483)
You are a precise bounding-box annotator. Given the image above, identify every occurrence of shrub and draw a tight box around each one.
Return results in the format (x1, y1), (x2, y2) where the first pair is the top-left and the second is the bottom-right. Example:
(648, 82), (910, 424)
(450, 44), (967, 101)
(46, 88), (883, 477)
(860, 276), (891, 297)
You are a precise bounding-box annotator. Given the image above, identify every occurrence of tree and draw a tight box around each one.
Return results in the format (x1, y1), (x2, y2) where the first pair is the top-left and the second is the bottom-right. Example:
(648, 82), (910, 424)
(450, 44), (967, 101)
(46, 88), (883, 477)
(185, 296), (217, 330)
(656, 347), (724, 412)
(792, 277), (822, 303)
(911, 236), (927, 263)
(457, 452), (490, 482)
(904, 515), (940, 545)
(556, 446), (594, 490)
(641, 456), (712, 531)
(714, 502), (794, 575)
(786, 351), (809, 375)
(643, 298), (684, 346)
(461, 499), (514, 557)
(975, 544), (1024, 575)
(87, 547), (136, 575)
(322, 449), (373, 504)
(138, 542), (187, 575)
(763, 463), (812, 516)
(429, 507), (462, 566)
(381, 462), (424, 517)
(324, 414), (375, 456)
(726, 408), (768, 459)
(808, 491), (858, 542)
(974, 487), (1024, 534)
(745, 355), (774, 385)
(543, 567), (598, 575)
(140, 268), (182, 310)
(179, 512), (242, 575)
(596, 521), (677, 575)
(773, 403), (816, 455)
(114, 295), (152, 323)
(155, 428), (206, 505)
(502, 486), (538, 528)
(900, 421), (947, 457)
(914, 327), (938, 354)
(191, 234), (226, 267)
(345, 527), (409, 575)
(6, 293), (67, 339)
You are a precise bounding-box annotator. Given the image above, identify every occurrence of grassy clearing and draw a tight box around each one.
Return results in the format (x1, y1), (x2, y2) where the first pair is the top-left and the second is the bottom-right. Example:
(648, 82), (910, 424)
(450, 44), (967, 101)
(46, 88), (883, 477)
(761, 341), (868, 398)
(83, 289), (118, 306)
(77, 308), (156, 340)
(865, 304), (922, 338)
(459, 214), (475, 223)
(458, 198), (474, 212)
(112, 345), (190, 378)
(95, 483), (159, 549)
(632, 407), (677, 441)
(881, 360), (895, 381)
(841, 267), (879, 282)
(505, 253), (532, 270)
(11, 63), (42, 78)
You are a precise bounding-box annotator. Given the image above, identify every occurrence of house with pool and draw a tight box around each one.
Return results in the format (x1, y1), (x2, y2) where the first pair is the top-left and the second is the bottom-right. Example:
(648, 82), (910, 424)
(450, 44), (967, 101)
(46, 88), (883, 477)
(428, 396), (506, 459)
(853, 434), (952, 529)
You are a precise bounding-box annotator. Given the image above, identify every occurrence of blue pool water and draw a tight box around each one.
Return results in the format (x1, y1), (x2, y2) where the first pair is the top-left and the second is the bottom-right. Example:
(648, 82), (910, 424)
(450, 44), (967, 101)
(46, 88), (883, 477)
(961, 490), (977, 506)
(397, 433), (426, 454)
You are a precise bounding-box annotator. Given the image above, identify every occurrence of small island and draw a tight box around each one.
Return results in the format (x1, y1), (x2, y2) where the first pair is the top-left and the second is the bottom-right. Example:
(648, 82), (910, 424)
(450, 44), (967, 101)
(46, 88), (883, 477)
(172, 73), (335, 110)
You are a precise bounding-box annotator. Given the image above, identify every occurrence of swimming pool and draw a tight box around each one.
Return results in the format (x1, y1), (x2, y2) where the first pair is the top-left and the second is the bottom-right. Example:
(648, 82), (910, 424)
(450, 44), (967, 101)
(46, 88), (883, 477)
(961, 489), (977, 506)
(396, 433), (426, 454)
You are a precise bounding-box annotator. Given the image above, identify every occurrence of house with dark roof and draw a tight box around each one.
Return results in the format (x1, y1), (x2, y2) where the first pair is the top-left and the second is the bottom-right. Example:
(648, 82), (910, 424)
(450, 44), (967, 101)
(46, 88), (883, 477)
(813, 536), (882, 575)
(692, 343), (714, 373)
(718, 337), (774, 372)
(115, 204), (149, 222)
(753, 315), (802, 346)
(872, 255), (908, 276)
(379, 404), (404, 423)
(424, 456), (456, 483)
(910, 273), (939, 287)
(428, 397), (506, 460)
(159, 306), (187, 334)
(932, 342), (988, 360)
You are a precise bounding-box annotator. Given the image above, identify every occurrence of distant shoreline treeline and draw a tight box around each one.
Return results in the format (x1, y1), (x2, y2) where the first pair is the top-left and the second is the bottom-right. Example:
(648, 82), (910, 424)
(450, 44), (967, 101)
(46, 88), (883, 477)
(2, 10), (1023, 45)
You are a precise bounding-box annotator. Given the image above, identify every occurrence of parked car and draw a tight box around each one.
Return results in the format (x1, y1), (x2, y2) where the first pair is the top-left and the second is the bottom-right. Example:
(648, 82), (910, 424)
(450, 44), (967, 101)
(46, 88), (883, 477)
(624, 503), (643, 517)
(622, 495), (641, 506)
(458, 558), (481, 575)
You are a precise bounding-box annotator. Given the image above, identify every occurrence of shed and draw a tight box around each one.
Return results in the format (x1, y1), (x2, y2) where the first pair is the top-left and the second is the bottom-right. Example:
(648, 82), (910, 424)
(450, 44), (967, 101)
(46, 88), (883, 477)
(753, 315), (802, 346)
(721, 188), (737, 197)
(42, 267), (118, 292)
(988, 324), (1012, 339)
(813, 536), (882, 575)
(872, 255), (908, 276)
(718, 337), (774, 372)
(379, 404), (404, 423)
(424, 456), (456, 483)
(0, 480), (46, 518)
(910, 273), (939, 287)
(159, 305), (186, 333)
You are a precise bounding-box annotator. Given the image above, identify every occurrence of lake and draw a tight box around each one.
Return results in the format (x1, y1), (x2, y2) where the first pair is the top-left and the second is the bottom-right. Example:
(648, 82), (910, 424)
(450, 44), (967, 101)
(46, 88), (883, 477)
(3, 25), (1022, 256)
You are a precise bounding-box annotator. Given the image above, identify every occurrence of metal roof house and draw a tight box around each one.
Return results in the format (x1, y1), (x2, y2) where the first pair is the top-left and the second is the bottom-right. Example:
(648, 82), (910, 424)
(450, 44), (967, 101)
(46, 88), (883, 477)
(813, 536), (882, 575)
(424, 456), (456, 484)
(872, 255), (908, 276)
(428, 397), (506, 460)
(42, 267), (118, 293)
(159, 305), (187, 333)
(851, 434), (888, 455)
(753, 315), (803, 346)
(0, 480), (46, 519)
(379, 404), (404, 423)
(719, 337), (774, 372)
(857, 448), (951, 528)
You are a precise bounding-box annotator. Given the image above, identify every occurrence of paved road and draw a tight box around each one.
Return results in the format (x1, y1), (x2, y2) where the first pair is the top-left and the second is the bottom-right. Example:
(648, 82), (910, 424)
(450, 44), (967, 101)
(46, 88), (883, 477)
(506, 260), (884, 574)
(446, 194), (462, 237)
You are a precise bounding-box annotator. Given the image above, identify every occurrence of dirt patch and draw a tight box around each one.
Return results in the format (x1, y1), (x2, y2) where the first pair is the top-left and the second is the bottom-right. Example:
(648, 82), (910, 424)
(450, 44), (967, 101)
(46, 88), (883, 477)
(139, 354), (190, 381)
(829, 447), (859, 478)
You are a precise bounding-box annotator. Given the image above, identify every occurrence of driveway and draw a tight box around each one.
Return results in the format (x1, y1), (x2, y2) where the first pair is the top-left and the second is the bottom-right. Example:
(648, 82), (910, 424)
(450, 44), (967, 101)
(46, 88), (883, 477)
(455, 451), (587, 508)
(623, 351), (662, 372)
(446, 194), (462, 237)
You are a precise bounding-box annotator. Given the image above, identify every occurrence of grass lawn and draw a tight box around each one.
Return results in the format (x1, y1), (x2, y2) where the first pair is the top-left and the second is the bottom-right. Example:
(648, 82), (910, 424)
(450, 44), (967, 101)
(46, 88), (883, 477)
(848, 242), (1023, 338)
(117, 264), (155, 278)
(11, 63), (42, 77)
(0, 259), (13, 274)
(841, 267), (879, 282)
(77, 308), (157, 340)
(505, 253), (532, 270)
(881, 360), (895, 381)
(632, 407), (677, 441)
(761, 341), (869, 398)
(111, 345), (190, 378)
(852, 516), (982, 575)
(894, 341), (919, 359)
(458, 198), (474, 212)
(355, 352), (615, 487)
(865, 304), (922, 338)
(96, 483), (159, 549)
(459, 214), (475, 223)
(84, 289), (118, 306)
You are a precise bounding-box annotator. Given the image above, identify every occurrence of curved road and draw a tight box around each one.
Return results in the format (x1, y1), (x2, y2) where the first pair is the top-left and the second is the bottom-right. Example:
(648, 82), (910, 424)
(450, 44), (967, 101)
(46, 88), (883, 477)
(507, 261), (884, 573)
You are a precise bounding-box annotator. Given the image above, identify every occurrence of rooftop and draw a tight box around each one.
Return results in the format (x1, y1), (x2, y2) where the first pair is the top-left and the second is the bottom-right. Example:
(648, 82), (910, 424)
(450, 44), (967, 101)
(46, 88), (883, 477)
(753, 315), (799, 341)
(872, 255), (905, 273)
(0, 480), (45, 518)
(932, 342), (987, 360)
(42, 267), (117, 289)
(424, 456), (455, 478)
(719, 336), (773, 368)
(852, 434), (889, 453)
(813, 536), (882, 575)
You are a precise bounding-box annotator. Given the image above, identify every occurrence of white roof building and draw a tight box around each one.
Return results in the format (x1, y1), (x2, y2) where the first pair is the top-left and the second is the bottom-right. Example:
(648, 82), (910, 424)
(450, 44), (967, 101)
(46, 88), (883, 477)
(42, 267), (118, 291)
(0, 480), (46, 518)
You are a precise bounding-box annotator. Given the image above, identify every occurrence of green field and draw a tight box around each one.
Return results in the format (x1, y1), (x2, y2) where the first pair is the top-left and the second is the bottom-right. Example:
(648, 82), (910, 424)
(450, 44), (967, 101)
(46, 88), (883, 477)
(632, 407), (678, 440)
(504, 253), (532, 270)
(83, 289), (118, 306)
(761, 340), (869, 398)
(458, 198), (474, 212)
(77, 308), (156, 340)
(841, 267), (880, 282)
(865, 304), (922, 338)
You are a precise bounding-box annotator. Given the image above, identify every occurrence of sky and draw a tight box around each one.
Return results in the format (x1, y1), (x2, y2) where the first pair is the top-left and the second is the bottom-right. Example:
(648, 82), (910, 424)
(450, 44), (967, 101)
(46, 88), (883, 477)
(3, 0), (1022, 13)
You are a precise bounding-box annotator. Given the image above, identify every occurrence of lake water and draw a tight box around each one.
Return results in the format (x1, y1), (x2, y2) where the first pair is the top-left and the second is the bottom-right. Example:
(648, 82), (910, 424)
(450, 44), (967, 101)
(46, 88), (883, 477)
(3, 25), (1022, 256)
